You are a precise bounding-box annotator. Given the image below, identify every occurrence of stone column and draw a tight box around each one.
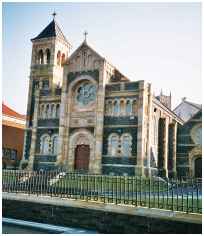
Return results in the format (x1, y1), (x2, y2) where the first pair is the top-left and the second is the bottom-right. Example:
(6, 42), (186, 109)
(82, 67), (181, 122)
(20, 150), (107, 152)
(135, 81), (145, 176)
(20, 129), (29, 169)
(163, 118), (169, 177)
(158, 118), (169, 178)
(158, 118), (169, 177)
(27, 89), (40, 170)
(90, 67), (105, 174)
(20, 78), (34, 164)
(171, 122), (177, 178)
(130, 100), (133, 115)
(56, 68), (69, 170)
(56, 89), (67, 168)
(146, 84), (153, 177)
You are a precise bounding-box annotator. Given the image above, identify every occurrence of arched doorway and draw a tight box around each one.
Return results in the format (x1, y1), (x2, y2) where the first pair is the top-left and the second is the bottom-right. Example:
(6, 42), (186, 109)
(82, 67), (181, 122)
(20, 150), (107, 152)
(194, 157), (202, 178)
(189, 147), (202, 177)
(68, 129), (95, 173)
(74, 144), (90, 172)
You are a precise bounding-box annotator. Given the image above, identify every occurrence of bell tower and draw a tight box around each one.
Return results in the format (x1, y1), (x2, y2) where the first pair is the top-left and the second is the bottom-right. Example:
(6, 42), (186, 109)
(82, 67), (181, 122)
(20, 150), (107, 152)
(21, 14), (72, 166)
(30, 13), (72, 88)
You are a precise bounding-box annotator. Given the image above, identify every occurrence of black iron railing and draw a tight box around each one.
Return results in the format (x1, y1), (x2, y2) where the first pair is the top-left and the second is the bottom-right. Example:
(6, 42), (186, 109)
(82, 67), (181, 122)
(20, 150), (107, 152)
(2, 170), (202, 214)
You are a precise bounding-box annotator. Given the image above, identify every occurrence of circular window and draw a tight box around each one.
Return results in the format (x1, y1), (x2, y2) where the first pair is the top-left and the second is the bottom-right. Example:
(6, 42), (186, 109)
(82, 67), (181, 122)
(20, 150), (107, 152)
(191, 125), (202, 145)
(75, 82), (97, 107)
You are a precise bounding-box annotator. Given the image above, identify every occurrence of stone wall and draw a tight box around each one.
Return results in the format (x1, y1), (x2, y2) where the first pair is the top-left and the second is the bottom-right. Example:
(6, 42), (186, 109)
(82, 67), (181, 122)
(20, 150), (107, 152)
(2, 195), (202, 234)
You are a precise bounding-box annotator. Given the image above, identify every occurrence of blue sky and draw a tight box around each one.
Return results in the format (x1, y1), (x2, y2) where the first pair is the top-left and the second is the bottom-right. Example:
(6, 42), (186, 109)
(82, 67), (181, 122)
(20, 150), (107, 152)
(3, 2), (201, 114)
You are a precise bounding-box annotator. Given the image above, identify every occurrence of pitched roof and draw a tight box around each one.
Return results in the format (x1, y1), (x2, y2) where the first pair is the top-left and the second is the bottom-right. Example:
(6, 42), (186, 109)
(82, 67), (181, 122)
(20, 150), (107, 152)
(2, 103), (26, 120)
(68, 40), (105, 62)
(173, 99), (202, 122)
(185, 100), (202, 110)
(31, 19), (69, 43)
(68, 40), (129, 82)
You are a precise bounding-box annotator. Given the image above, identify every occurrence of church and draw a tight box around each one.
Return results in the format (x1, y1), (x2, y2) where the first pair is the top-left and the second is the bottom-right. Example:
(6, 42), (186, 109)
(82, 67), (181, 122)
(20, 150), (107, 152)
(21, 16), (199, 178)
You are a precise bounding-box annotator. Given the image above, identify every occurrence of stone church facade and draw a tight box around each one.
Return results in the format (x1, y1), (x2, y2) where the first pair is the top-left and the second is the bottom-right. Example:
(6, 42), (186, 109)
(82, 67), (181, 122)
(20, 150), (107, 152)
(21, 18), (185, 178)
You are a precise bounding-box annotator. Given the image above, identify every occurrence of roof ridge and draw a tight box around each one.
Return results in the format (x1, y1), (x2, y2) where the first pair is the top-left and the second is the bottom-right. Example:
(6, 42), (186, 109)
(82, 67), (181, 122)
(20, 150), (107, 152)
(173, 99), (201, 112)
(185, 100), (201, 109)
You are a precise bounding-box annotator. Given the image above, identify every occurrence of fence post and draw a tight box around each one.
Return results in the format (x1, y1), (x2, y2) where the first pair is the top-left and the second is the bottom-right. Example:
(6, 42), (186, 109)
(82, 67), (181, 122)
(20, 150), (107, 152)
(148, 177), (151, 208)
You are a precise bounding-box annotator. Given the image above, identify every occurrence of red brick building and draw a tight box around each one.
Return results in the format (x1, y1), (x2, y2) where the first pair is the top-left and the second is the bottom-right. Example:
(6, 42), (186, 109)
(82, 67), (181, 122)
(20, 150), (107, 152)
(2, 103), (26, 169)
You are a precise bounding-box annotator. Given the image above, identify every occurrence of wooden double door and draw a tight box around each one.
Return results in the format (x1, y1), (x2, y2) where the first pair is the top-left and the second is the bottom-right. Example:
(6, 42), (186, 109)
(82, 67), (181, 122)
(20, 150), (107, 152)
(74, 145), (90, 172)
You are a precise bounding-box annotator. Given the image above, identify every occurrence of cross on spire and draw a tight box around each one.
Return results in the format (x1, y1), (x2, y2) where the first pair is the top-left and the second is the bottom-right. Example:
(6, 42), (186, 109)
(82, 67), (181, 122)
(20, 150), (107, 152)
(84, 30), (88, 42)
(52, 11), (57, 19)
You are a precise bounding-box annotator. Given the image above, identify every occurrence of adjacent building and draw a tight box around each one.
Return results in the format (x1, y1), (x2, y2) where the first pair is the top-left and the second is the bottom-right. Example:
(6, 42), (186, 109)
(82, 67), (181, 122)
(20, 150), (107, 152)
(2, 103), (26, 169)
(175, 98), (202, 178)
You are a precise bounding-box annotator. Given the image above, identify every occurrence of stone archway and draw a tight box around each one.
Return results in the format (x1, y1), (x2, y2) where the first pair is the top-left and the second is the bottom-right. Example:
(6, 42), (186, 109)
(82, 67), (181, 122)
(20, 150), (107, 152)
(189, 147), (202, 177)
(68, 129), (95, 173)
(68, 74), (98, 113)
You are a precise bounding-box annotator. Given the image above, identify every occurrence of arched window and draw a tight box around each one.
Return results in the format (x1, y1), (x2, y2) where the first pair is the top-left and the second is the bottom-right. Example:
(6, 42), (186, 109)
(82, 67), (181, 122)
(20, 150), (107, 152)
(121, 133), (132, 157)
(46, 49), (51, 64)
(51, 135), (59, 155)
(108, 133), (119, 156)
(56, 104), (60, 118)
(40, 134), (50, 154)
(120, 100), (125, 115)
(48, 104), (52, 118)
(45, 104), (49, 119)
(113, 100), (119, 116)
(61, 53), (66, 65)
(108, 101), (113, 115)
(57, 51), (61, 66)
(105, 100), (112, 115)
(126, 100), (132, 115)
(40, 104), (44, 118)
(51, 104), (55, 118)
(38, 49), (44, 64)
(43, 105), (47, 119)
(132, 100), (137, 115)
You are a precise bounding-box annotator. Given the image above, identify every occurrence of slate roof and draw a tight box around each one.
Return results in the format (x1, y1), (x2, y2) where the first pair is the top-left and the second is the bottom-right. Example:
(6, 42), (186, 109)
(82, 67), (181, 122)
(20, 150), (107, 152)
(174, 99), (202, 123)
(185, 100), (202, 110)
(31, 19), (69, 43)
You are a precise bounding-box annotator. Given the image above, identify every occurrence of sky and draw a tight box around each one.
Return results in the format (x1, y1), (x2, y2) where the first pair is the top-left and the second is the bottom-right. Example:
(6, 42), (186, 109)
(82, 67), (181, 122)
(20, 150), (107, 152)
(2, 2), (201, 114)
